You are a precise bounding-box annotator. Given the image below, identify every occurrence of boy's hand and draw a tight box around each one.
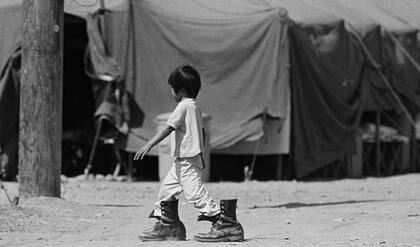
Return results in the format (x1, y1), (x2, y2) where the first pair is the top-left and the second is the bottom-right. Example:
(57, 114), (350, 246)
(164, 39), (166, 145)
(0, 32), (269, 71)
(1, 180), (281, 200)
(134, 145), (152, 160)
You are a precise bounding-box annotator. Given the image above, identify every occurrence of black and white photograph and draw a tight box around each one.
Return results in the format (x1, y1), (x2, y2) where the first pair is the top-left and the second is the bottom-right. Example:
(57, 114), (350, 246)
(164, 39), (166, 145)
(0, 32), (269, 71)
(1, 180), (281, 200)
(1, 0), (420, 246)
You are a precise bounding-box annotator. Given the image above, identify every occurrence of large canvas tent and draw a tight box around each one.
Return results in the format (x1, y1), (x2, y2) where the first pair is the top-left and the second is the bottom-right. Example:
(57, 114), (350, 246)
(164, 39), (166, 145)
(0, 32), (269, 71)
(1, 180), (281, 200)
(1, 0), (420, 179)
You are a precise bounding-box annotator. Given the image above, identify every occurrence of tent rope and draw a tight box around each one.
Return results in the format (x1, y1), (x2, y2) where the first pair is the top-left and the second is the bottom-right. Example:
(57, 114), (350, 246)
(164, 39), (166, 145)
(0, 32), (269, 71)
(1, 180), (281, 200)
(387, 31), (420, 73)
(346, 24), (416, 127)
(245, 107), (268, 181)
(190, 0), (280, 16)
(70, 0), (99, 8)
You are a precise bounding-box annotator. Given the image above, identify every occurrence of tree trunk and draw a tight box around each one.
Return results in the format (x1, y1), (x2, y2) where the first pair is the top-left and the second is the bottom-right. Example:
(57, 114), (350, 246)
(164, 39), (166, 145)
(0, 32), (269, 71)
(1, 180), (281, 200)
(19, 0), (64, 198)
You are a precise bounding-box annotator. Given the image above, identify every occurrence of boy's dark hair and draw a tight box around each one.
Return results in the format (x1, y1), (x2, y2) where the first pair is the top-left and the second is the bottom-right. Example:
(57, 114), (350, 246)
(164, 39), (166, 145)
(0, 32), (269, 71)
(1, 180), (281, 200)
(168, 64), (201, 98)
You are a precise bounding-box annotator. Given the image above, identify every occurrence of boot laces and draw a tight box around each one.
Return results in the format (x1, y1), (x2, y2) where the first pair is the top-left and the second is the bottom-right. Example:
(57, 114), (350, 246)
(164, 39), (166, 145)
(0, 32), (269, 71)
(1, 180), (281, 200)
(154, 222), (162, 229)
(210, 219), (223, 231)
(211, 215), (239, 231)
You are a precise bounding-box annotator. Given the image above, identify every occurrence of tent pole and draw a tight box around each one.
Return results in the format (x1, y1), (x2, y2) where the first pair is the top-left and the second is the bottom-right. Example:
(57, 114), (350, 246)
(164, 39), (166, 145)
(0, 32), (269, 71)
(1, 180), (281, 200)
(127, 153), (133, 182)
(411, 124), (417, 172)
(126, 0), (137, 181)
(387, 31), (420, 73)
(375, 111), (381, 176)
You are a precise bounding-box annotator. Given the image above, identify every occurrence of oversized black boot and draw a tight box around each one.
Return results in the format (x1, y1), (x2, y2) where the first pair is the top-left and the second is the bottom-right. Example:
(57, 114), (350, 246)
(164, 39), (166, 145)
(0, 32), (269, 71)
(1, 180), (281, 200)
(194, 199), (244, 242)
(138, 200), (186, 241)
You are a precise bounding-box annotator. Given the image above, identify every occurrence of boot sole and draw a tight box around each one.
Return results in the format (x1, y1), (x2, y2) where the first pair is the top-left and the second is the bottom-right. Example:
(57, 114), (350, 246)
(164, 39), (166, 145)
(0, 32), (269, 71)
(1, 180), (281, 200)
(138, 236), (186, 241)
(194, 235), (244, 242)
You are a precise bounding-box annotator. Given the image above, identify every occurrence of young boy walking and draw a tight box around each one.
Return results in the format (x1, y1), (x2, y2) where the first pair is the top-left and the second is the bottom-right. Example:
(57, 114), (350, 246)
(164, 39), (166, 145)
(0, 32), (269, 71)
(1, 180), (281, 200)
(134, 64), (244, 242)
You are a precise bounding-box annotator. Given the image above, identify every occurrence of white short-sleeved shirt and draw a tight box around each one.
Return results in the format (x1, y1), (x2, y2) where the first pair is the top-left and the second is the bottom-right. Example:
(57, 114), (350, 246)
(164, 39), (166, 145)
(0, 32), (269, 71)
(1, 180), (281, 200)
(166, 97), (205, 158)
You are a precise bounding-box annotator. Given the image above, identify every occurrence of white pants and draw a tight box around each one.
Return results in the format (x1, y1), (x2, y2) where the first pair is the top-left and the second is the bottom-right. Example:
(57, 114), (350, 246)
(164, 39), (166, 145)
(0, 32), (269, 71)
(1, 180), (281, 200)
(152, 155), (220, 217)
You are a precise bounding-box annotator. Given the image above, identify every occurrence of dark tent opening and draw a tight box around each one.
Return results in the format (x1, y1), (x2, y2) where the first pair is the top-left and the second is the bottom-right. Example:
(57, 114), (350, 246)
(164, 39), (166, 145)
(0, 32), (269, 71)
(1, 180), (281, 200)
(62, 13), (158, 179)
(61, 14), (95, 177)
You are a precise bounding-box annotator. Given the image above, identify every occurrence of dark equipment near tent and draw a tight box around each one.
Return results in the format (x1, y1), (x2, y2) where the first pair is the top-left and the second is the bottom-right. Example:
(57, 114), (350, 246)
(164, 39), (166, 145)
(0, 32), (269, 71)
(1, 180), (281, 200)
(82, 8), (133, 179)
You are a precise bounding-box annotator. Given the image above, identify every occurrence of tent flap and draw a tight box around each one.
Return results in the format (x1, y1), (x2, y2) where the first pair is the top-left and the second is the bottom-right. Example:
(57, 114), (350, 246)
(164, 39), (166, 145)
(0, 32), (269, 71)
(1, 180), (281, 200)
(290, 21), (368, 178)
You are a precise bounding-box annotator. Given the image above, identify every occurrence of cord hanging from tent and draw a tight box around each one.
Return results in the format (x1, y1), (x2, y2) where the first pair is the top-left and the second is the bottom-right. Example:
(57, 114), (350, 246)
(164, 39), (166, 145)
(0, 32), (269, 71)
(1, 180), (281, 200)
(244, 107), (269, 181)
(346, 24), (416, 127)
(386, 31), (420, 74)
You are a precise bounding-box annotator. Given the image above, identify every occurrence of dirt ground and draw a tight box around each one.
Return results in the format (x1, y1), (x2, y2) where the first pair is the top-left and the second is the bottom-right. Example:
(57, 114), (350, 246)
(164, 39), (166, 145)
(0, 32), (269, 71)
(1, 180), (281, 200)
(1, 173), (420, 247)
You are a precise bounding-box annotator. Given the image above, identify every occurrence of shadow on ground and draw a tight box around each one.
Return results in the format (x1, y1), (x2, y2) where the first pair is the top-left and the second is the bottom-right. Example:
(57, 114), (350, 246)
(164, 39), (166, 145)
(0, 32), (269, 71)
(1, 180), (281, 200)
(249, 199), (420, 209)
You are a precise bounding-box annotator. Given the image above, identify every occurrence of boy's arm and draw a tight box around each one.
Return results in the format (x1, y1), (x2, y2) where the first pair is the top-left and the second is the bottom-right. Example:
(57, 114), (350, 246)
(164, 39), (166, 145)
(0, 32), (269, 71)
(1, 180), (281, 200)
(134, 125), (174, 160)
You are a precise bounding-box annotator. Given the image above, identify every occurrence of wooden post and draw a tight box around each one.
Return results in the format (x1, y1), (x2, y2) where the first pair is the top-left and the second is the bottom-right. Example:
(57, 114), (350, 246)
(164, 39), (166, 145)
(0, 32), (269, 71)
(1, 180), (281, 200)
(19, 0), (64, 198)
(348, 133), (363, 178)
(275, 155), (283, 180)
(375, 111), (381, 176)
(396, 113), (412, 173)
(127, 153), (133, 182)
